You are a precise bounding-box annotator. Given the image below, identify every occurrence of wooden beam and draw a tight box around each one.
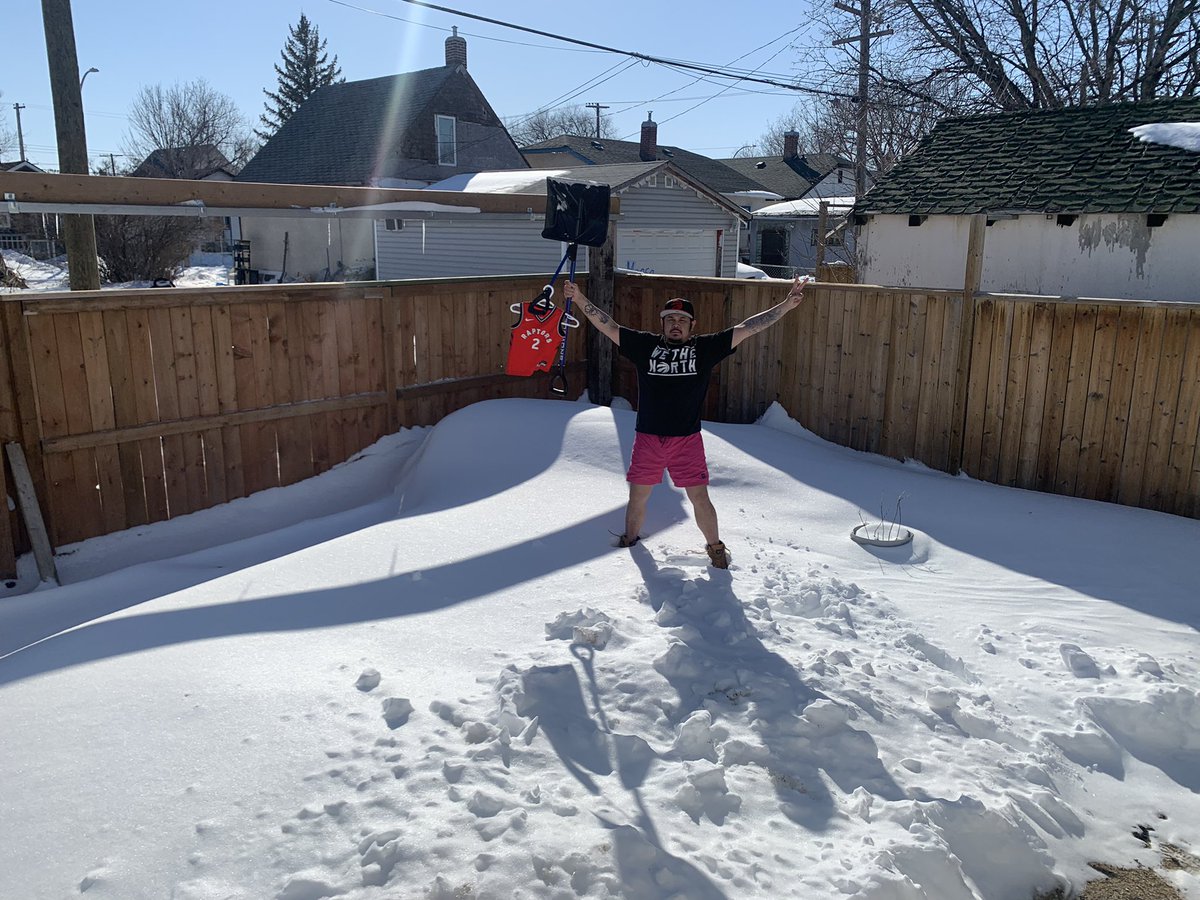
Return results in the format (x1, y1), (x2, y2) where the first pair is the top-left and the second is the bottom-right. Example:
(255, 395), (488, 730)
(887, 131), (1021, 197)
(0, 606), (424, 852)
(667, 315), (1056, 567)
(0, 171), (621, 217)
(5, 442), (58, 582)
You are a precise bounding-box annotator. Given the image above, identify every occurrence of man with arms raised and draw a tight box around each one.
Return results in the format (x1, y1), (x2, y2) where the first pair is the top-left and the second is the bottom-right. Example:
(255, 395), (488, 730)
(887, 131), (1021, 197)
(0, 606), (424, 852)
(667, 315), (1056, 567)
(564, 275), (808, 568)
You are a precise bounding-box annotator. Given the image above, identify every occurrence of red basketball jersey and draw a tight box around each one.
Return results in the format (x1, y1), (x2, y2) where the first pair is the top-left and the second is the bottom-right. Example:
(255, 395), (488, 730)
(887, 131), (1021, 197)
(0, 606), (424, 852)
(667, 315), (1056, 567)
(506, 303), (567, 376)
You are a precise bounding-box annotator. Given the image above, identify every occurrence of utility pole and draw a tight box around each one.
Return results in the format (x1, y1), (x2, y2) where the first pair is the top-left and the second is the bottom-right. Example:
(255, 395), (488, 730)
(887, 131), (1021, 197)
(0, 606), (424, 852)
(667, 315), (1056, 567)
(40, 0), (99, 290)
(584, 102), (609, 139)
(13, 104), (27, 161)
(833, 0), (892, 199)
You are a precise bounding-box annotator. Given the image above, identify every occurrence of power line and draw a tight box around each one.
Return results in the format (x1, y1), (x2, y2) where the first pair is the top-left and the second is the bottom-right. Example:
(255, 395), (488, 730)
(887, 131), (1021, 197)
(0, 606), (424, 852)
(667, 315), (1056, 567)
(331, 0), (854, 99)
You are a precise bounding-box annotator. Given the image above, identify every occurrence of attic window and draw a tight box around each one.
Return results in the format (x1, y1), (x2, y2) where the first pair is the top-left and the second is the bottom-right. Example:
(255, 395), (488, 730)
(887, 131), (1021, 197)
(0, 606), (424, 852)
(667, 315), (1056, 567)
(908, 215), (926, 226)
(1147, 213), (1168, 228)
(1055, 214), (1077, 227)
(665, 175), (678, 188)
(435, 115), (457, 166)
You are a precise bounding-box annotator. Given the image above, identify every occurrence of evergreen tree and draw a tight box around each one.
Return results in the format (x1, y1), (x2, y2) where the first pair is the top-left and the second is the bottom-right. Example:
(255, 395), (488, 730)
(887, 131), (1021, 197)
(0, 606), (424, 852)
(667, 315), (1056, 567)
(257, 13), (343, 141)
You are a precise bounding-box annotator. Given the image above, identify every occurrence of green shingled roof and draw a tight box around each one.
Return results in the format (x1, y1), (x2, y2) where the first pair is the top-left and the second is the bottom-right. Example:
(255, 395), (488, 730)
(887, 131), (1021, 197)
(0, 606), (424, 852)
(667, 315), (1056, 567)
(858, 97), (1200, 216)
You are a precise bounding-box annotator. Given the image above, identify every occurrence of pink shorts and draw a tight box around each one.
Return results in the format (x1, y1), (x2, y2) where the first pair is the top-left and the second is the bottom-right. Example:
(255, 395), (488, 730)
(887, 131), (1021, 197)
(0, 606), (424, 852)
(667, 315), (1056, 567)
(627, 432), (710, 487)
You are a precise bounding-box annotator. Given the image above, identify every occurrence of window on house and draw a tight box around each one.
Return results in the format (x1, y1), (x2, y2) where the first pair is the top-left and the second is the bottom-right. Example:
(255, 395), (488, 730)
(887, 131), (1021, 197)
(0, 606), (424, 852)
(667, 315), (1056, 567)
(665, 175), (678, 188)
(384, 219), (404, 231)
(646, 174), (657, 187)
(435, 115), (457, 166)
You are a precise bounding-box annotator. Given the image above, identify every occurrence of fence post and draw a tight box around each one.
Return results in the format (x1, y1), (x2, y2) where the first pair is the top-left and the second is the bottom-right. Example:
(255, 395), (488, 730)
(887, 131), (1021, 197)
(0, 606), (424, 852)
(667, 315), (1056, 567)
(949, 213), (987, 472)
(586, 218), (618, 406)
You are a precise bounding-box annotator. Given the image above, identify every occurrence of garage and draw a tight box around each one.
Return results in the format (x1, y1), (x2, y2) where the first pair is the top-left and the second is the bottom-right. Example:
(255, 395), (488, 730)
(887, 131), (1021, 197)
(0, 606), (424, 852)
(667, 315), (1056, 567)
(618, 228), (722, 277)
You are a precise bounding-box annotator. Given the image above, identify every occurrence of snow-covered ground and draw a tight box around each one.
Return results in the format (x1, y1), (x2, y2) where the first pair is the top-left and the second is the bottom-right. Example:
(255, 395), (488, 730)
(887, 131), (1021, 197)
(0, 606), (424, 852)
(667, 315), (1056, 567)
(1, 395), (1198, 900)
(1, 248), (232, 292)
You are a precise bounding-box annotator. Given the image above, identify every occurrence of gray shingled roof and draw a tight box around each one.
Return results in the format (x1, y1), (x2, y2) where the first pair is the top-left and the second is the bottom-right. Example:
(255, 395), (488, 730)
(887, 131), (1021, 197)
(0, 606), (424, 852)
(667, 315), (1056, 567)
(720, 153), (852, 199)
(858, 97), (1200, 216)
(238, 67), (457, 185)
(131, 145), (235, 179)
(521, 135), (768, 195)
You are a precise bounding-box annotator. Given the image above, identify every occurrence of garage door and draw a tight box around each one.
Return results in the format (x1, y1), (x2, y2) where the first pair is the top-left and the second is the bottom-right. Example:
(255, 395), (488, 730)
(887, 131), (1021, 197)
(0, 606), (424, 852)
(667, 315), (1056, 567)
(619, 229), (719, 277)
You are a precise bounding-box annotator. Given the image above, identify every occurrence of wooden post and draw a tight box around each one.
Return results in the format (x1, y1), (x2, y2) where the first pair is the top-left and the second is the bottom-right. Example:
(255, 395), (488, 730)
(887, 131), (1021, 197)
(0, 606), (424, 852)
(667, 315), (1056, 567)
(5, 442), (58, 584)
(948, 213), (987, 472)
(586, 217), (618, 406)
(815, 200), (829, 272)
(41, 0), (100, 291)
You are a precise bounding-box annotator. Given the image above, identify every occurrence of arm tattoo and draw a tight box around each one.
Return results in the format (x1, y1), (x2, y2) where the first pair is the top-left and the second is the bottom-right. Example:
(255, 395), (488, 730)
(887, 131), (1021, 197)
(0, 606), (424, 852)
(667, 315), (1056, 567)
(742, 306), (784, 333)
(584, 303), (611, 325)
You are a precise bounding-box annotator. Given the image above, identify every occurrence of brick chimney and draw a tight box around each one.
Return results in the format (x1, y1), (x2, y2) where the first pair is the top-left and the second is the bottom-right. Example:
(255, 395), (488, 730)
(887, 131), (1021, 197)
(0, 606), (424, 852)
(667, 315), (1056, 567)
(445, 26), (467, 68)
(783, 130), (799, 159)
(640, 112), (658, 162)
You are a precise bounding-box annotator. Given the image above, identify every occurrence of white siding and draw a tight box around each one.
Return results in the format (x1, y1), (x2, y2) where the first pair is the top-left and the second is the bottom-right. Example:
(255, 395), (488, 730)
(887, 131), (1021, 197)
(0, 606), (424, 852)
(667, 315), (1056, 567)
(377, 217), (589, 279)
(239, 217), (377, 280)
(860, 212), (1200, 301)
(375, 180), (745, 280)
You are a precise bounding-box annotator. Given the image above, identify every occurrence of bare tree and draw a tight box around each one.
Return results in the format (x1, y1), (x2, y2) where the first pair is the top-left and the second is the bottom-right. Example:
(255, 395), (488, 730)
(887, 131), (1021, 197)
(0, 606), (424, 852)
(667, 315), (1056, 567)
(124, 79), (256, 175)
(0, 92), (18, 159)
(756, 69), (956, 175)
(506, 105), (617, 147)
(877, 0), (1200, 108)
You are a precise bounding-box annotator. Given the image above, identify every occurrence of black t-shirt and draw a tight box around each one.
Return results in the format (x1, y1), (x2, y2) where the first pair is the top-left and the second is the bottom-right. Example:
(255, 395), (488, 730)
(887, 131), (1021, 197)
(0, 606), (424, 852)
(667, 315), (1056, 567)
(618, 326), (736, 436)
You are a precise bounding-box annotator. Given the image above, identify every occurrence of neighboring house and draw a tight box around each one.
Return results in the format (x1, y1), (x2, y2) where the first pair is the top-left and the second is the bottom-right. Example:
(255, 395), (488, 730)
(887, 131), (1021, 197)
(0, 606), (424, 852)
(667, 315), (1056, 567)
(854, 97), (1200, 302)
(130, 145), (237, 181)
(522, 114), (778, 216)
(523, 116), (780, 269)
(1, 160), (60, 258)
(718, 132), (859, 204)
(235, 29), (527, 280)
(749, 195), (857, 276)
(374, 161), (749, 280)
(131, 145), (238, 261)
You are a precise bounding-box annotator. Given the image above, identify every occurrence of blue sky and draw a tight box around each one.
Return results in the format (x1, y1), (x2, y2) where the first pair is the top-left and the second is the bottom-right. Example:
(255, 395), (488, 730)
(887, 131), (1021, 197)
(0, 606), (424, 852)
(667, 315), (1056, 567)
(3, 0), (832, 172)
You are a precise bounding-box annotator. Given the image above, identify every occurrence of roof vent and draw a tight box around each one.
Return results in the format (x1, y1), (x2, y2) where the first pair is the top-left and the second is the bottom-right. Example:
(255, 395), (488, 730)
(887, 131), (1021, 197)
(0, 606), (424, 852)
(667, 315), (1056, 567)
(590, 140), (604, 150)
(662, 148), (674, 157)
(755, 161), (767, 169)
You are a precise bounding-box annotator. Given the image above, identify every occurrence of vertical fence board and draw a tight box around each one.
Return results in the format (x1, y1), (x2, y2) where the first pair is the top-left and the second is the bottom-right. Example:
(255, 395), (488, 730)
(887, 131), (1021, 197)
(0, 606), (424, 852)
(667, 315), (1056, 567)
(101, 309), (147, 527)
(1075, 306), (1120, 503)
(1054, 304), (1099, 497)
(997, 301), (1032, 487)
(124, 307), (169, 524)
(279, 299), (316, 487)
(1163, 311), (1200, 517)
(53, 314), (104, 544)
(168, 306), (208, 514)
(1142, 308), (1189, 511)
(189, 304), (227, 507)
(212, 303), (246, 501)
(978, 300), (1013, 484)
(961, 298), (995, 479)
(1035, 305), (1077, 493)
(1092, 306), (1140, 505)
(1016, 302), (1054, 490)
(78, 309), (125, 533)
(148, 307), (189, 518)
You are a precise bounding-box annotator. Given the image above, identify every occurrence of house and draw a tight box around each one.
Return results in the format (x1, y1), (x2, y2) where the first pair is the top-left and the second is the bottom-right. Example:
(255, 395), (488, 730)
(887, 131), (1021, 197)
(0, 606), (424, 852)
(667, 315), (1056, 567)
(522, 114), (777, 215)
(853, 97), (1200, 302)
(374, 161), (750, 280)
(234, 29), (528, 280)
(0, 160), (60, 258)
(749, 195), (857, 277)
(130, 145), (237, 181)
(718, 132), (858, 204)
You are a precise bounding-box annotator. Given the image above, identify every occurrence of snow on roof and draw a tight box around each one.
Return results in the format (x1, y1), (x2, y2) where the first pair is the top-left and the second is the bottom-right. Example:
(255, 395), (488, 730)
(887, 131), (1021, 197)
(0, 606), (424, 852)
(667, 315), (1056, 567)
(1130, 122), (1200, 153)
(425, 170), (570, 194)
(754, 196), (856, 217)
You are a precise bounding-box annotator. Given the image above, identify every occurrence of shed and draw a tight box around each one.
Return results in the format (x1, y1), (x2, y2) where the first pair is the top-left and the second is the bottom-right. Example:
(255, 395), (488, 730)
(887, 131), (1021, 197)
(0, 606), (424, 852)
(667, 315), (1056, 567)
(854, 97), (1200, 302)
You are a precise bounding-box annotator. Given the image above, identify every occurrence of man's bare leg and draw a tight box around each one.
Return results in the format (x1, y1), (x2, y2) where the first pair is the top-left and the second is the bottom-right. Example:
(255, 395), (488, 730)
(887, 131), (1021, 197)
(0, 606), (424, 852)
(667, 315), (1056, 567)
(684, 484), (720, 546)
(624, 483), (654, 542)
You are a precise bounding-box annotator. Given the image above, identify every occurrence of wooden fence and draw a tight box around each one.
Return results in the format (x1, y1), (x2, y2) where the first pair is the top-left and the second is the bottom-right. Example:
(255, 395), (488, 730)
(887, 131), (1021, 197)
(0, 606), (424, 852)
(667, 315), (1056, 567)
(1, 274), (1197, 578)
